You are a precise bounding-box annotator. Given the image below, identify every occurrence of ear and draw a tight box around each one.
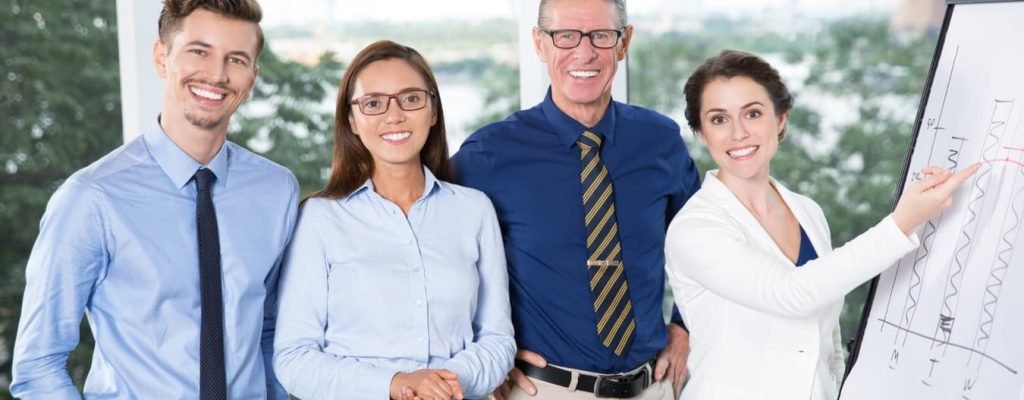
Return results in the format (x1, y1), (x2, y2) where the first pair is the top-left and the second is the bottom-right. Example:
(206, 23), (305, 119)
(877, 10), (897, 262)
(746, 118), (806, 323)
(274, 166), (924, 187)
(348, 113), (358, 136)
(777, 111), (789, 140)
(153, 40), (169, 78)
(532, 27), (548, 62)
(617, 25), (634, 61)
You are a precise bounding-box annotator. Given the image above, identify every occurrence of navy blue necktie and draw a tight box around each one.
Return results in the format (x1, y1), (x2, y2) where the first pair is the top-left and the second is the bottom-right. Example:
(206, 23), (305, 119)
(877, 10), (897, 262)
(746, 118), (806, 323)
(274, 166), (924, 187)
(578, 131), (636, 356)
(194, 168), (226, 399)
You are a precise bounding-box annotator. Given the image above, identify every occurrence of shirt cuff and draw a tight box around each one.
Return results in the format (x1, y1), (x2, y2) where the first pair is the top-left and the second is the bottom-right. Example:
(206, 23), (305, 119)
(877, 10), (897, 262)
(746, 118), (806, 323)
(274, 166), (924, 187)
(882, 214), (921, 249)
(10, 384), (82, 400)
(441, 358), (475, 398)
(364, 366), (400, 400)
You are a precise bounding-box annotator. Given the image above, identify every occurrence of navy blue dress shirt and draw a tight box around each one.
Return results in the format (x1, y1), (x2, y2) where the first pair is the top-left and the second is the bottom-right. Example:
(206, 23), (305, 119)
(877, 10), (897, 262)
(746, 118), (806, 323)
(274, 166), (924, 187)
(452, 90), (701, 373)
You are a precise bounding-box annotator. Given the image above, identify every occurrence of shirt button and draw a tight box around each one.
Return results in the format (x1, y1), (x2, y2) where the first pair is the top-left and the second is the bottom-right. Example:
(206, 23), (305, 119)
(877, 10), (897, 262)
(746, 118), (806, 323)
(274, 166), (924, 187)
(406, 239), (413, 245)
(416, 300), (423, 306)
(418, 337), (425, 343)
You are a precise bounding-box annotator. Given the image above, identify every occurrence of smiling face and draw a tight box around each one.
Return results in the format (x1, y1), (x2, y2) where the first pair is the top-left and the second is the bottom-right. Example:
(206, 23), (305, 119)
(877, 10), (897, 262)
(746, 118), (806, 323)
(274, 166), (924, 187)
(698, 75), (788, 186)
(347, 58), (437, 173)
(154, 9), (259, 134)
(534, 0), (632, 119)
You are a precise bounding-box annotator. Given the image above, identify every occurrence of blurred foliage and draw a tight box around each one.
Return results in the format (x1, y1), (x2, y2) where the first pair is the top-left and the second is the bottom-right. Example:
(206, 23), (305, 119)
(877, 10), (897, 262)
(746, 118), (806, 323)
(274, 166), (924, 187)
(234, 49), (344, 194)
(795, 19), (937, 353)
(0, 0), (940, 396)
(0, 1), (123, 395)
(463, 60), (521, 134)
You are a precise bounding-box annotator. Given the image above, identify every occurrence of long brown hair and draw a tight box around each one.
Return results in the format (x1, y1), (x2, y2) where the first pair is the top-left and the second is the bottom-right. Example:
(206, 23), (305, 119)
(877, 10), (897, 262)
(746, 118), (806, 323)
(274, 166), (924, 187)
(309, 40), (453, 200)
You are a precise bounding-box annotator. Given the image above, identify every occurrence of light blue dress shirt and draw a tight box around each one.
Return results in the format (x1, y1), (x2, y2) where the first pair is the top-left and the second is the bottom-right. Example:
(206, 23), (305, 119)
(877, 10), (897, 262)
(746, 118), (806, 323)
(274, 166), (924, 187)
(273, 167), (515, 399)
(10, 120), (298, 399)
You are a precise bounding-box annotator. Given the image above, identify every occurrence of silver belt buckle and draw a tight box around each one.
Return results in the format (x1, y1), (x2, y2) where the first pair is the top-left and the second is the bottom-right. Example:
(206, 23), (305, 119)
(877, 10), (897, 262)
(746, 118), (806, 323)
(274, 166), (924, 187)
(593, 375), (608, 398)
(592, 367), (648, 398)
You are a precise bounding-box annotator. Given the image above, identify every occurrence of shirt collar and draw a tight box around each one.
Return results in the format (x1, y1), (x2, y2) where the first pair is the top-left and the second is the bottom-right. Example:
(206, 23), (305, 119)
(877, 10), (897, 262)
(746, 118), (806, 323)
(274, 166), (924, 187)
(347, 164), (451, 202)
(539, 87), (618, 148)
(143, 116), (230, 191)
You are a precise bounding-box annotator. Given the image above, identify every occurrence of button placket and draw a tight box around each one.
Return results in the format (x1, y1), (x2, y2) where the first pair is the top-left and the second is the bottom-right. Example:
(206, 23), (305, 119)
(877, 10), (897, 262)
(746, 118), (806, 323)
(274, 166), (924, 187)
(399, 205), (430, 362)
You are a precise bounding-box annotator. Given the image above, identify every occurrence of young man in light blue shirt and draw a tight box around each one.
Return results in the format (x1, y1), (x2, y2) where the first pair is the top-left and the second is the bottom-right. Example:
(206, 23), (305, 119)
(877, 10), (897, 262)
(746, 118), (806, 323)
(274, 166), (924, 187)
(10, 1), (295, 398)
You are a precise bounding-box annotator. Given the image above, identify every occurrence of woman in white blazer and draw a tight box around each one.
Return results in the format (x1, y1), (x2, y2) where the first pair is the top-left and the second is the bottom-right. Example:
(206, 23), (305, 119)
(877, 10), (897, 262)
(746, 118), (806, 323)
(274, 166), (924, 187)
(664, 50), (980, 400)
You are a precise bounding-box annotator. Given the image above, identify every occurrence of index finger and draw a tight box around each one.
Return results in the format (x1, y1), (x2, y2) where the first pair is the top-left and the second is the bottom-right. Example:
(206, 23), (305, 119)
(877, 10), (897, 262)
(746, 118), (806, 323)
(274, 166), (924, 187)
(509, 366), (538, 395)
(938, 162), (982, 194)
(672, 363), (686, 396)
(516, 349), (547, 368)
(434, 369), (458, 380)
(653, 357), (669, 381)
(425, 372), (454, 399)
(445, 378), (464, 399)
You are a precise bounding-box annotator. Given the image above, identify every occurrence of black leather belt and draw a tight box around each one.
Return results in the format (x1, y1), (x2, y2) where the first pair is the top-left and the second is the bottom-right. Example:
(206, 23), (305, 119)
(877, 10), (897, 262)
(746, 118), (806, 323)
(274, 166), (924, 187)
(516, 359), (654, 398)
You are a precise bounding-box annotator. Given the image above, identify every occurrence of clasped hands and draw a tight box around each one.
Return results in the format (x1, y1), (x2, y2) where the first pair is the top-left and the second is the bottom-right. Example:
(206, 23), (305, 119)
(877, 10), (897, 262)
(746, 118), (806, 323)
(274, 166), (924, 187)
(390, 369), (464, 400)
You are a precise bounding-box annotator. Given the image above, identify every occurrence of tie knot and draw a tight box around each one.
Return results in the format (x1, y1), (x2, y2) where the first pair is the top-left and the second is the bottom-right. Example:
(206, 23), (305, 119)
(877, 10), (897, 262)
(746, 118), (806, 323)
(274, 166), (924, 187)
(194, 168), (216, 192)
(577, 130), (603, 151)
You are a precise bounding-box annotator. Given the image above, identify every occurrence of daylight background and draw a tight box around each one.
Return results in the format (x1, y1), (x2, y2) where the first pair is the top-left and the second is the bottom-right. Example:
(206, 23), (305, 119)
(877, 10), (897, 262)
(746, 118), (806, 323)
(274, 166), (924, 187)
(0, 0), (945, 396)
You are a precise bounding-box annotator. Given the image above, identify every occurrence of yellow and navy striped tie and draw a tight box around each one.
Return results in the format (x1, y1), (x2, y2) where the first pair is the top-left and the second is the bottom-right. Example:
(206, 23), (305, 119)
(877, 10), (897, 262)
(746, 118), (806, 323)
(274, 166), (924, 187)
(577, 130), (636, 357)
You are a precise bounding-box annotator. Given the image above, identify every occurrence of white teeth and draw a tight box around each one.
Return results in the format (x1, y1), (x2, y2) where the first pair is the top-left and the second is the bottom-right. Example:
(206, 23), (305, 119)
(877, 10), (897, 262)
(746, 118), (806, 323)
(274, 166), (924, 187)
(381, 132), (412, 141)
(190, 86), (225, 100)
(569, 70), (599, 78)
(728, 146), (758, 158)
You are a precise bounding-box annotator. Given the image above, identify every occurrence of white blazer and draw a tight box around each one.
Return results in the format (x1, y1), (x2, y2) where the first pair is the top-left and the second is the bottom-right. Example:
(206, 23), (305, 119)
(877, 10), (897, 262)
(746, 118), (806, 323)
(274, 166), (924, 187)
(665, 171), (919, 400)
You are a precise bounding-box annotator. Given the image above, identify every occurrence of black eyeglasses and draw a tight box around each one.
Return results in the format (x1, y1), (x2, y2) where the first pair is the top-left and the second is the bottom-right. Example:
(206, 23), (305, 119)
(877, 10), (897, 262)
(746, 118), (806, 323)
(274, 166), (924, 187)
(541, 28), (623, 49)
(350, 89), (434, 116)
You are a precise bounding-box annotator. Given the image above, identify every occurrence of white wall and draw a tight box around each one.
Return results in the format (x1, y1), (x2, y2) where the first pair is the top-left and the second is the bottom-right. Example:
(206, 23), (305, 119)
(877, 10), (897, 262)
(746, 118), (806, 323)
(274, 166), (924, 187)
(116, 0), (162, 141)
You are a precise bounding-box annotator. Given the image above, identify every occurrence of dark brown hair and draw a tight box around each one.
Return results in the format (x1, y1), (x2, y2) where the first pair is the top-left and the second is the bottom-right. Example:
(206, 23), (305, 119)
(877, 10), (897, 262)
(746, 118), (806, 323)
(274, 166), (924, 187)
(158, 0), (265, 58)
(309, 40), (452, 200)
(683, 49), (793, 140)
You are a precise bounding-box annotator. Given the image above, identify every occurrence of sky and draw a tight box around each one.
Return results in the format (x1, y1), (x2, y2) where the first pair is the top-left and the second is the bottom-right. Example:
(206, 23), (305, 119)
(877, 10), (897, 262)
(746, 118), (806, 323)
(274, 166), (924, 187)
(259, 0), (899, 27)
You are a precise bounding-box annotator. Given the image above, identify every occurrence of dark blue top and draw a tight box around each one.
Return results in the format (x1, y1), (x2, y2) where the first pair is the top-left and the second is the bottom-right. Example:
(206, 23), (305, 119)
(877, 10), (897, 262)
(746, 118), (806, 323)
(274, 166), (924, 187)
(795, 226), (819, 267)
(451, 90), (701, 373)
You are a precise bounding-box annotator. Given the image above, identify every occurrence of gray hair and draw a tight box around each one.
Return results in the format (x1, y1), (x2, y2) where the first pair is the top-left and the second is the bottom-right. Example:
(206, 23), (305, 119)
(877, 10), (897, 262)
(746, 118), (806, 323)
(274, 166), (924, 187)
(538, 0), (627, 29)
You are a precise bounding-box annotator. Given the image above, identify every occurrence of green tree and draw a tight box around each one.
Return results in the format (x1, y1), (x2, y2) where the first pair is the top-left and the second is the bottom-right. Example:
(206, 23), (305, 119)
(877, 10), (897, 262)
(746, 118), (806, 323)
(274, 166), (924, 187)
(235, 49), (343, 194)
(0, 1), (123, 393)
(464, 61), (520, 134)
(790, 19), (938, 349)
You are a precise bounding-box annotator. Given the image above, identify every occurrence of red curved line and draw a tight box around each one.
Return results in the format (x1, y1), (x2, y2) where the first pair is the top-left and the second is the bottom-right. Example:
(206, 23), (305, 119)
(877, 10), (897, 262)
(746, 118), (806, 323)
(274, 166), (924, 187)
(983, 158), (1024, 169)
(1004, 146), (1024, 152)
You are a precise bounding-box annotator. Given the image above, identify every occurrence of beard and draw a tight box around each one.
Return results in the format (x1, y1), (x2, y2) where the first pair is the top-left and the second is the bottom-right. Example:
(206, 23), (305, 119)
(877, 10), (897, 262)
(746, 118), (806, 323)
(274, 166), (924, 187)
(182, 78), (236, 130)
(184, 110), (225, 130)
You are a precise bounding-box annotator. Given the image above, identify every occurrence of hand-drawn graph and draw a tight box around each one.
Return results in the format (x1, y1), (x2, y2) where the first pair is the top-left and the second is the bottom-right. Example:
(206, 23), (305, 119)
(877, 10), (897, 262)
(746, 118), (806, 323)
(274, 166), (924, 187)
(842, 2), (1024, 399)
